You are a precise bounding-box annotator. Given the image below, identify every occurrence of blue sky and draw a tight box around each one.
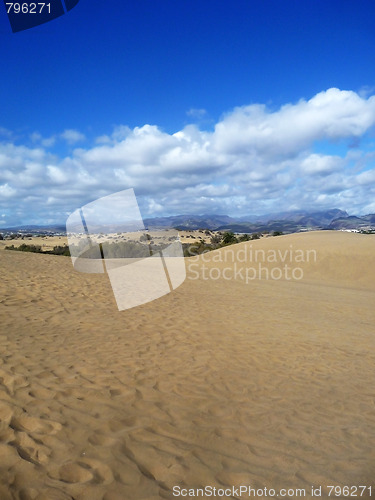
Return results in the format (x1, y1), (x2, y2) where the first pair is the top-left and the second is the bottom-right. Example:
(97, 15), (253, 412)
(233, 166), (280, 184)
(1, 0), (375, 226)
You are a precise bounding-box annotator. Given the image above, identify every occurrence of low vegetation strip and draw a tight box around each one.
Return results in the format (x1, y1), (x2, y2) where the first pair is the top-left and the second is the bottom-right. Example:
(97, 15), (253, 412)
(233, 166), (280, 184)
(5, 243), (71, 256)
(4, 231), (283, 258)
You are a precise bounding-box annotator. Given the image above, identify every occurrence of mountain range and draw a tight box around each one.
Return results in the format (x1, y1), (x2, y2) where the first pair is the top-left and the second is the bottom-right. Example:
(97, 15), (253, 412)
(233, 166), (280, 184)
(1, 209), (375, 235)
(144, 209), (375, 233)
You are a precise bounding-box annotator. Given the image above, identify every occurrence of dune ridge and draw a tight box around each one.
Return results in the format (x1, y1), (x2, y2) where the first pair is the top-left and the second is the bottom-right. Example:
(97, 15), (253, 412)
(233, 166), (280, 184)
(0, 231), (374, 499)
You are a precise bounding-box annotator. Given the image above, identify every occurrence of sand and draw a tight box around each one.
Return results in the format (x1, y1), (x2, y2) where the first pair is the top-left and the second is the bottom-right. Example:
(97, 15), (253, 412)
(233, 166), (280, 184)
(0, 229), (216, 251)
(0, 230), (374, 499)
(0, 236), (68, 252)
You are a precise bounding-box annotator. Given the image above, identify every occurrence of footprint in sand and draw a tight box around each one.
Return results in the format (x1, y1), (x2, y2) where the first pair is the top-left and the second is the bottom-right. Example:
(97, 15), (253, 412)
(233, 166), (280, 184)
(56, 462), (94, 483)
(0, 401), (14, 431)
(109, 388), (123, 397)
(0, 368), (29, 396)
(108, 416), (138, 433)
(10, 415), (62, 435)
(0, 401), (17, 443)
(28, 386), (57, 400)
(13, 431), (51, 466)
(88, 433), (117, 447)
(49, 457), (114, 485)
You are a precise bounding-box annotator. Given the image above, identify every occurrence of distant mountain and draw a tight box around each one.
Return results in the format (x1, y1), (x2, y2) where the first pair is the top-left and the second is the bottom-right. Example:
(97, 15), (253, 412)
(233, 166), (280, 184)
(288, 209), (348, 225)
(143, 214), (237, 230)
(329, 214), (375, 230)
(2, 209), (375, 235)
(0, 224), (66, 233)
(239, 208), (348, 225)
(217, 209), (375, 233)
(145, 209), (349, 231)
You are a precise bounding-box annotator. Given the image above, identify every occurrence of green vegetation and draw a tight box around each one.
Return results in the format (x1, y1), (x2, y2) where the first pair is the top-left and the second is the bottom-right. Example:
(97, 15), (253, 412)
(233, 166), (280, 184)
(4, 229), (285, 259)
(50, 245), (71, 256)
(5, 243), (71, 256)
(222, 231), (237, 245)
(5, 243), (43, 253)
(183, 231), (265, 257)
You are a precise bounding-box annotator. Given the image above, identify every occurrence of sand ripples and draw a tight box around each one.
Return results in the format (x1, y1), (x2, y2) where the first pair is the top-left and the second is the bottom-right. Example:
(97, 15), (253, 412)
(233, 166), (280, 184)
(1, 233), (375, 498)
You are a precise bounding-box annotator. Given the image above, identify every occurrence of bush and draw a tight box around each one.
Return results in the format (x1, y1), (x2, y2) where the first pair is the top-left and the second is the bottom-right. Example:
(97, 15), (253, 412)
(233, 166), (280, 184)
(183, 242), (213, 257)
(210, 234), (222, 246)
(222, 232), (238, 245)
(5, 243), (71, 256)
(18, 243), (43, 253)
(239, 234), (250, 242)
(5, 243), (43, 253)
(51, 245), (71, 256)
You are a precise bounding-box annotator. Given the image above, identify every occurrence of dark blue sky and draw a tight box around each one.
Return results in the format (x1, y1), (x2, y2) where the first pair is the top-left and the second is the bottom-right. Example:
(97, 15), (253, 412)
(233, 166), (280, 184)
(1, 0), (375, 224)
(2, 0), (375, 136)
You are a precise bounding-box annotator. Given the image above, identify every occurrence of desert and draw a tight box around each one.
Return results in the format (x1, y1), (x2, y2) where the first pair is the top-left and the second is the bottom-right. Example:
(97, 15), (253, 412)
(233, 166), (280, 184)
(0, 230), (374, 499)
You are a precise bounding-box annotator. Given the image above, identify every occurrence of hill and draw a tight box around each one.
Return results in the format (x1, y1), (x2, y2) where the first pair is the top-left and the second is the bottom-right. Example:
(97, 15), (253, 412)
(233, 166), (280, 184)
(2, 209), (375, 236)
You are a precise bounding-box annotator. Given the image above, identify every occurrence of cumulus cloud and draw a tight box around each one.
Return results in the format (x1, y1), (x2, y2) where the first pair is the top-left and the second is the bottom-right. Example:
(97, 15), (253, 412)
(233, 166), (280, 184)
(0, 183), (16, 198)
(1, 88), (375, 226)
(300, 154), (344, 176)
(213, 88), (375, 157)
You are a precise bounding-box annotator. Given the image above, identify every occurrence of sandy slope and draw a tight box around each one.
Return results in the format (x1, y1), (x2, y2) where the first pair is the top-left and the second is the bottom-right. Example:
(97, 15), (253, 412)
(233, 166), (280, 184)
(0, 231), (374, 499)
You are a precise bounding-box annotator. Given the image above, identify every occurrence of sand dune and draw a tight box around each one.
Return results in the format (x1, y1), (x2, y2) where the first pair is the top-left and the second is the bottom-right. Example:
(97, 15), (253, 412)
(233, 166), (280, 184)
(0, 231), (374, 499)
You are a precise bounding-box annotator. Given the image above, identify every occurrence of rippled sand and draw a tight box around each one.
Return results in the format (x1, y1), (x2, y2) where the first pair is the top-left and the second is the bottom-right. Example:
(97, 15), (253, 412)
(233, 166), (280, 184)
(0, 231), (374, 499)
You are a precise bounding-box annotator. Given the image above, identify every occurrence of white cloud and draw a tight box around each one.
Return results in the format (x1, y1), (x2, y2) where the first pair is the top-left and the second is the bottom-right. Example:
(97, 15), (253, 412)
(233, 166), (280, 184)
(300, 154), (344, 176)
(30, 132), (42, 142)
(1, 88), (375, 225)
(0, 183), (16, 198)
(356, 168), (375, 185)
(30, 129), (85, 148)
(60, 129), (86, 144)
(41, 136), (56, 148)
(95, 134), (111, 144)
(47, 165), (68, 184)
(213, 88), (375, 158)
(30, 131), (56, 148)
(186, 108), (207, 119)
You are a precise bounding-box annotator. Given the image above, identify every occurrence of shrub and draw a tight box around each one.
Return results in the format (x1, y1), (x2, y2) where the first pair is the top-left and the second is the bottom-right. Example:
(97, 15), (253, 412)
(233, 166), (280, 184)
(210, 234), (222, 246)
(5, 243), (43, 253)
(5, 243), (71, 256)
(183, 242), (213, 257)
(222, 232), (238, 245)
(51, 245), (71, 256)
(239, 234), (250, 242)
